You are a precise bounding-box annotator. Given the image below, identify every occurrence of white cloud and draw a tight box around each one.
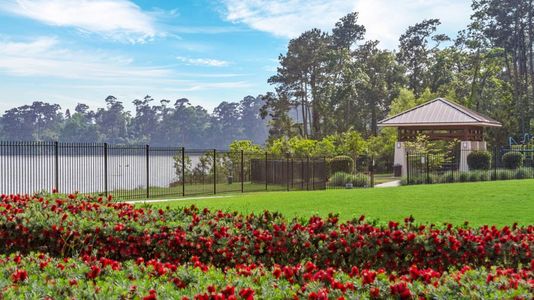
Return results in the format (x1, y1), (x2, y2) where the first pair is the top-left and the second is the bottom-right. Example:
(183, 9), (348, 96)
(221, 0), (471, 48)
(0, 37), (170, 79)
(0, 0), (157, 43)
(0, 37), (252, 113)
(176, 56), (230, 67)
(222, 0), (353, 38)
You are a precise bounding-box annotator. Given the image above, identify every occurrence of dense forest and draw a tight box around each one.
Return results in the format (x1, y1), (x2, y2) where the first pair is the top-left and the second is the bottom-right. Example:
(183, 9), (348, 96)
(0, 96), (268, 149)
(0, 0), (532, 151)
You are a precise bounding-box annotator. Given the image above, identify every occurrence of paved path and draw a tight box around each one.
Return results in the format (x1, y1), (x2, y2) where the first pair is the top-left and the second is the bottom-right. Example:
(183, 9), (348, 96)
(125, 195), (230, 204)
(374, 180), (401, 188)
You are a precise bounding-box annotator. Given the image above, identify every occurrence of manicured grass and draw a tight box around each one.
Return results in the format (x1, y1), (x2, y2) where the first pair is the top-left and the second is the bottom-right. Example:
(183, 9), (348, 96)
(112, 182), (284, 200)
(144, 179), (534, 226)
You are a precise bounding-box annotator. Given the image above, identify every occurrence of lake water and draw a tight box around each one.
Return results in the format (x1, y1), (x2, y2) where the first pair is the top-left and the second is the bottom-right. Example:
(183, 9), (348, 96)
(0, 154), (202, 195)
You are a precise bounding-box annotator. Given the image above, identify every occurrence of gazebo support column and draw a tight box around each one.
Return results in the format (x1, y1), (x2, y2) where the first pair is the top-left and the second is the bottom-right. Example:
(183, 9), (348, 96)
(393, 141), (407, 177)
(459, 141), (487, 172)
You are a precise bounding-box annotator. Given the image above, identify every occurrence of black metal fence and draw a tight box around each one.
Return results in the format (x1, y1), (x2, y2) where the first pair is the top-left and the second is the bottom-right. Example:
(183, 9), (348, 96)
(405, 147), (534, 185)
(0, 141), (375, 199)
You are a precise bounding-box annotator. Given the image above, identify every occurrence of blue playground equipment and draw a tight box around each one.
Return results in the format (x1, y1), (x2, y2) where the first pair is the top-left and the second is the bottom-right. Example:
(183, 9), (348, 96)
(508, 133), (534, 146)
(508, 133), (534, 160)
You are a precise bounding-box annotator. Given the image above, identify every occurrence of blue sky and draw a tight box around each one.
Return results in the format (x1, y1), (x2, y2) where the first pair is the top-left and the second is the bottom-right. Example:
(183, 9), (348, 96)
(0, 0), (472, 113)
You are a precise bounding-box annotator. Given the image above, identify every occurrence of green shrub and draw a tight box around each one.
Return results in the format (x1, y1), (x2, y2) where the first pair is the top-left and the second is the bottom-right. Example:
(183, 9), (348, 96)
(497, 170), (511, 180)
(502, 152), (524, 169)
(441, 173), (455, 183)
(459, 172), (469, 182)
(330, 172), (368, 187)
(467, 151), (491, 170)
(479, 171), (490, 181)
(514, 167), (530, 179)
(329, 172), (349, 186)
(329, 156), (354, 174)
(403, 175), (424, 185)
(428, 174), (441, 184)
(468, 171), (480, 182)
(347, 173), (368, 187)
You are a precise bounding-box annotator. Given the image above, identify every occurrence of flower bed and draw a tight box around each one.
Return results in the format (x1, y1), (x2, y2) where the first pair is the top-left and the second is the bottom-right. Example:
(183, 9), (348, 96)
(0, 193), (532, 273)
(0, 192), (533, 299)
(1, 252), (532, 299)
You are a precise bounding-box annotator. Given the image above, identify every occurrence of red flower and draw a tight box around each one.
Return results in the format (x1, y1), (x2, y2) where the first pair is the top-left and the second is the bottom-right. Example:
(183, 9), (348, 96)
(11, 269), (28, 283)
(370, 287), (380, 298)
(239, 288), (254, 300)
(143, 290), (157, 300)
(86, 265), (101, 279)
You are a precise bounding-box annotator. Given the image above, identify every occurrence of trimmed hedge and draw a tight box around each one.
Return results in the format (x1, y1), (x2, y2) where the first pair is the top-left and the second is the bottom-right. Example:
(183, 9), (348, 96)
(502, 152), (524, 169)
(402, 168), (534, 185)
(467, 151), (491, 170)
(328, 172), (367, 187)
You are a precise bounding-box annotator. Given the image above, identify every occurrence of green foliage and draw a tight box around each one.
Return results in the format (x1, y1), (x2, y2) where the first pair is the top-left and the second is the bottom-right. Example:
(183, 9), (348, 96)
(388, 88), (435, 116)
(497, 170), (511, 180)
(228, 140), (263, 154)
(172, 151), (192, 180)
(459, 172), (469, 182)
(347, 173), (368, 187)
(502, 152), (524, 169)
(329, 172), (349, 186)
(467, 151), (491, 170)
(404, 134), (457, 171)
(267, 129), (367, 158)
(329, 156), (354, 174)
(514, 168), (530, 179)
(328, 172), (367, 187)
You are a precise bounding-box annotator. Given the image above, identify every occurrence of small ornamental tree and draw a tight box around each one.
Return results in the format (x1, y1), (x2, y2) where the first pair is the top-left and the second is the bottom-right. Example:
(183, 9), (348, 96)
(404, 134), (458, 171)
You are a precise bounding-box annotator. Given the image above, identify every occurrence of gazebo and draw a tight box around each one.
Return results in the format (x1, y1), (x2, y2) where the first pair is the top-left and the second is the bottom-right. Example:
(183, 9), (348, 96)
(378, 98), (502, 176)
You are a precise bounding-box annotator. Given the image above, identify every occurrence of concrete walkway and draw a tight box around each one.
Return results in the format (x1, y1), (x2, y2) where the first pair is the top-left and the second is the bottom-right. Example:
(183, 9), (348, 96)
(374, 180), (401, 188)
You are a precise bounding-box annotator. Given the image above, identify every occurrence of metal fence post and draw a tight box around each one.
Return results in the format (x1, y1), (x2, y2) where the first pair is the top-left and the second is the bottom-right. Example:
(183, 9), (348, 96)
(426, 152), (430, 184)
(182, 147), (185, 197)
(311, 157), (315, 190)
(241, 150), (244, 193)
(104, 143), (108, 196)
(324, 156), (328, 190)
(291, 158), (294, 189)
(493, 146), (498, 180)
(286, 153), (290, 191)
(265, 152), (268, 191)
(370, 156), (375, 188)
(406, 151), (410, 185)
(146, 144), (150, 199)
(54, 141), (59, 193)
(306, 156), (310, 191)
(213, 149), (217, 195)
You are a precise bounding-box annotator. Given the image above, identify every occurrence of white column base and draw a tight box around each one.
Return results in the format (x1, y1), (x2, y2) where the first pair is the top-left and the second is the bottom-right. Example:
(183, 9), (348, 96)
(394, 142), (407, 177)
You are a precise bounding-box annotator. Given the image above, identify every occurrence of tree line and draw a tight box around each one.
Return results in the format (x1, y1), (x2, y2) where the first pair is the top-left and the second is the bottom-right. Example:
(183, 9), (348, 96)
(261, 1), (534, 149)
(0, 96), (268, 149)
(1, 0), (532, 152)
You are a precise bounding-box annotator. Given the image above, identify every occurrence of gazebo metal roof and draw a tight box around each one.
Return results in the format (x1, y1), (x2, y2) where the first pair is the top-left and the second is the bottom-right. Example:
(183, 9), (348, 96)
(378, 98), (502, 128)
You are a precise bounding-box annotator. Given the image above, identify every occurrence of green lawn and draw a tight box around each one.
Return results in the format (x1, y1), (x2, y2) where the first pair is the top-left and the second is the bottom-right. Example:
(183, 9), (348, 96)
(142, 180), (534, 226)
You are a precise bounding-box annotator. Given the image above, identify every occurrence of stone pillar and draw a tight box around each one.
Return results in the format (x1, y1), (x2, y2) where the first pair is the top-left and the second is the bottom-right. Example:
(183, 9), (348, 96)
(393, 141), (407, 177)
(459, 141), (487, 172)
